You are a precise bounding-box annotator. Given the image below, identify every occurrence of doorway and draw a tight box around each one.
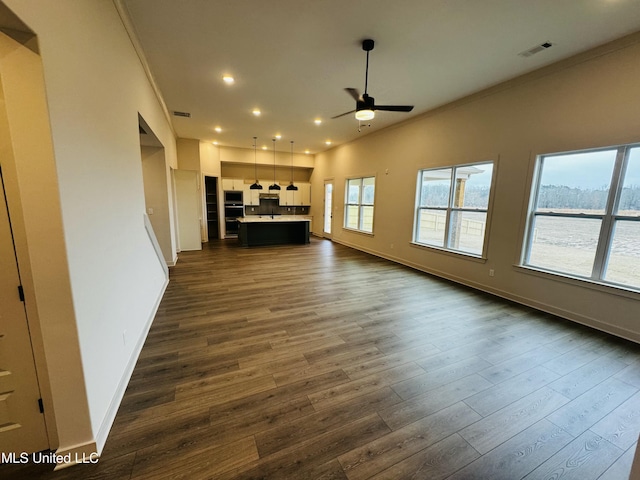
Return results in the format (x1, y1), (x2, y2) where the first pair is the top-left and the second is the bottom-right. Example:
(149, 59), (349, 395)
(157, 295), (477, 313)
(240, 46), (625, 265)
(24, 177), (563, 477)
(139, 115), (174, 265)
(0, 168), (49, 454)
(324, 180), (333, 238)
(204, 176), (219, 239)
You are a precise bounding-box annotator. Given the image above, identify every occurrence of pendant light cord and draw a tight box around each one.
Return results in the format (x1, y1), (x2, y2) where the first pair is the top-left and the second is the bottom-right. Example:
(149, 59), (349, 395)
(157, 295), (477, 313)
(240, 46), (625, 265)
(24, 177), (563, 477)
(253, 136), (258, 180)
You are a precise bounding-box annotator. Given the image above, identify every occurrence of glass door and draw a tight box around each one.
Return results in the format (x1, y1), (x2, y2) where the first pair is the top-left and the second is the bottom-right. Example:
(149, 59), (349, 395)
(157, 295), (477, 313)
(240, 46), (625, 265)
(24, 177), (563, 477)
(324, 180), (333, 238)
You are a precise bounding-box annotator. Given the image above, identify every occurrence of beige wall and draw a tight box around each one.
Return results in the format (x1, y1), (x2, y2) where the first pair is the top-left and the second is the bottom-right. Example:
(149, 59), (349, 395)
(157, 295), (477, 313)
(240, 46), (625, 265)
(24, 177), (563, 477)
(177, 137), (201, 170)
(311, 34), (640, 343)
(219, 144), (315, 169)
(4, 0), (178, 458)
(200, 141), (222, 177)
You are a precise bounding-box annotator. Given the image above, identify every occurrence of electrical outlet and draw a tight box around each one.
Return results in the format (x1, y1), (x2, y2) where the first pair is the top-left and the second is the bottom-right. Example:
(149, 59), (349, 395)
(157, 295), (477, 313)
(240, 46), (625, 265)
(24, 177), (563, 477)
(489, 269), (495, 277)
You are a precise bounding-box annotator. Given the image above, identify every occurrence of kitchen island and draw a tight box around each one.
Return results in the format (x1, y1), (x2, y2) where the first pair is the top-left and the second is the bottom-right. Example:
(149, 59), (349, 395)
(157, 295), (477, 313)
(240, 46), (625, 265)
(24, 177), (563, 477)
(237, 216), (311, 247)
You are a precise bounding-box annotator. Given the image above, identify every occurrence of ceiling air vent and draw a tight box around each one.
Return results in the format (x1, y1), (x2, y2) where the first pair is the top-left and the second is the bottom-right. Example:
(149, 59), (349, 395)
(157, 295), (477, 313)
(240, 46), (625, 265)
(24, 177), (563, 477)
(519, 42), (553, 58)
(173, 111), (191, 118)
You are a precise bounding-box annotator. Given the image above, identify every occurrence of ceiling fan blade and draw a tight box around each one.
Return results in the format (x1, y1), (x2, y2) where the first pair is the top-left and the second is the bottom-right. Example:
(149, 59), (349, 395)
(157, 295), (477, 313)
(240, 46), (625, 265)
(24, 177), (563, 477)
(374, 105), (414, 112)
(345, 88), (361, 101)
(331, 109), (356, 119)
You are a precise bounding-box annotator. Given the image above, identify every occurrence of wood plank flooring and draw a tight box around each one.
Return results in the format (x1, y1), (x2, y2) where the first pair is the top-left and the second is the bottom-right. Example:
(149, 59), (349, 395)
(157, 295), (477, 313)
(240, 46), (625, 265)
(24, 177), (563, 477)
(3, 237), (639, 479)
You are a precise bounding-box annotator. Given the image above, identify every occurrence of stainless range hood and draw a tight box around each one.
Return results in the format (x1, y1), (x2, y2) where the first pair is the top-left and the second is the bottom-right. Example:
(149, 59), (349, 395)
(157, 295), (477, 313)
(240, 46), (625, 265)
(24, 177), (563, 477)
(259, 193), (280, 199)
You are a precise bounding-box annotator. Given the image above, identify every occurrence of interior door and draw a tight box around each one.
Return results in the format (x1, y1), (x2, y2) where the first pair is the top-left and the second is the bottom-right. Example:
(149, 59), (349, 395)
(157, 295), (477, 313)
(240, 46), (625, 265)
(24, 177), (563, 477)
(0, 170), (49, 454)
(323, 180), (333, 238)
(173, 169), (202, 251)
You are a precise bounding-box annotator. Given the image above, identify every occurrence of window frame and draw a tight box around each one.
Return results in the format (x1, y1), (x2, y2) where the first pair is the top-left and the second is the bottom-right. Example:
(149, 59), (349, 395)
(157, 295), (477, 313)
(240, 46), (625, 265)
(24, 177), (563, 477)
(521, 143), (640, 292)
(344, 175), (376, 234)
(413, 161), (495, 258)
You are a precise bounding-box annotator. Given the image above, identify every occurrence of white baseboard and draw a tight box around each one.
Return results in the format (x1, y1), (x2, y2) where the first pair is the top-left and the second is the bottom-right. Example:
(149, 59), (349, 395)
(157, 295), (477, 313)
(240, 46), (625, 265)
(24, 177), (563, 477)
(53, 441), (100, 470)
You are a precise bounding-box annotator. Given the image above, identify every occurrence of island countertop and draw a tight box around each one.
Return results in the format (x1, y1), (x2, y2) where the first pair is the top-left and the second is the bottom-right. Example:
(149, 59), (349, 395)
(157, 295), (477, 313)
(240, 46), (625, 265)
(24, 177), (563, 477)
(237, 215), (311, 223)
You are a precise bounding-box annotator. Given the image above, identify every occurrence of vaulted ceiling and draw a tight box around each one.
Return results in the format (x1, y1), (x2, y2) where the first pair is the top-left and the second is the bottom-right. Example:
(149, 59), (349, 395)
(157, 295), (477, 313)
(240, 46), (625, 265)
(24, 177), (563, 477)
(121, 0), (640, 154)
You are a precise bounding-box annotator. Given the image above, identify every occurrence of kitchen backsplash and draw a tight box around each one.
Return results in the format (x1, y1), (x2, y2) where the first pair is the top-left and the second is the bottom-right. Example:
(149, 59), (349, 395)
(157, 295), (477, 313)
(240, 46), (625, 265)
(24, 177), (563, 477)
(244, 199), (309, 216)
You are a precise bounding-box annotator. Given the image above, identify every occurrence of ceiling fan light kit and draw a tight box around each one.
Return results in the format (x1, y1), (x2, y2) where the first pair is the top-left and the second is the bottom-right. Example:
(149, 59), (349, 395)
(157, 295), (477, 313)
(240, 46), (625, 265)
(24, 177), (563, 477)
(355, 109), (375, 121)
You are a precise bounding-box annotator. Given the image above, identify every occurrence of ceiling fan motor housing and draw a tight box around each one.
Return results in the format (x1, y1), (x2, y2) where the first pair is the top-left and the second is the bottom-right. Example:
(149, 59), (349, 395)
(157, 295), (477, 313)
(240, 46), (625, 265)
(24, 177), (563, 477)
(357, 94), (375, 111)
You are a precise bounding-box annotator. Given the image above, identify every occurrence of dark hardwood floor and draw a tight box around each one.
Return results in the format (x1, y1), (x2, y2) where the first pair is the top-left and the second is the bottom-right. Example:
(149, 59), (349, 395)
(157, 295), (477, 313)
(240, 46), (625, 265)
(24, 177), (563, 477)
(3, 237), (639, 479)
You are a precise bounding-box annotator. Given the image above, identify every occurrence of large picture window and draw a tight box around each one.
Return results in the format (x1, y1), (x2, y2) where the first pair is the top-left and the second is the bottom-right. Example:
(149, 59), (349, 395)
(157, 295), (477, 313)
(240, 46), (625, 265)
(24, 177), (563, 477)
(522, 144), (640, 291)
(414, 162), (494, 256)
(345, 176), (375, 233)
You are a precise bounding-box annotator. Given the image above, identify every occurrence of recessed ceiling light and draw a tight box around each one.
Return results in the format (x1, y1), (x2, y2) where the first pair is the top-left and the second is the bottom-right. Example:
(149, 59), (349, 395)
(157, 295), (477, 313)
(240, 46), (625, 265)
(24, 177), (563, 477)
(325, 140), (332, 145)
(212, 141), (218, 145)
(222, 75), (235, 84)
(275, 134), (282, 140)
(262, 145), (267, 150)
(214, 126), (222, 133)
(252, 108), (261, 116)
(314, 119), (322, 125)
(305, 149), (310, 154)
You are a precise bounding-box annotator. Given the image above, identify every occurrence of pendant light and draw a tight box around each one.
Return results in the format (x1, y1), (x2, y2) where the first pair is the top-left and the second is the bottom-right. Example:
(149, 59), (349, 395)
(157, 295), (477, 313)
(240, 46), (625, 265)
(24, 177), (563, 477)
(269, 138), (281, 191)
(249, 136), (263, 190)
(286, 140), (298, 191)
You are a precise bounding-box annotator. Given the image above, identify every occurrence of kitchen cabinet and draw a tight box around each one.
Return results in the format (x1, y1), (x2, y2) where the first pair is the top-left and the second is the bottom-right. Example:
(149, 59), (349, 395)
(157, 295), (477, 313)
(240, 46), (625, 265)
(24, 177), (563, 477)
(221, 178), (244, 191)
(298, 183), (311, 205)
(237, 216), (310, 247)
(278, 183), (311, 206)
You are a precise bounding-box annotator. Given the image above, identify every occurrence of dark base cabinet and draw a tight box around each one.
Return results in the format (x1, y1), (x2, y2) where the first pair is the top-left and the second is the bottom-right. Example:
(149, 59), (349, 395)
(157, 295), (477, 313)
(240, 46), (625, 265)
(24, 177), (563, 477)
(238, 221), (310, 247)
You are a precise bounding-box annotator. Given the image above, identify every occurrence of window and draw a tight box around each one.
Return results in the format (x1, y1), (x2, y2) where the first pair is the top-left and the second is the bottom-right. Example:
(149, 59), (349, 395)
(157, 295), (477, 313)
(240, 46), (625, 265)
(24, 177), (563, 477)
(414, 162), (494, 256)
(345, 176), (375, 233)
(522, 144), (640, 291)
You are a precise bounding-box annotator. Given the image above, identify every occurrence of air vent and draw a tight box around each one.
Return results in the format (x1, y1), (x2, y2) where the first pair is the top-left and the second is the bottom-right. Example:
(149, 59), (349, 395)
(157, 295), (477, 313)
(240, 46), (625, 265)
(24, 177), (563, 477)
(519, 42), (553, 58)
(173, 111), (191, 118)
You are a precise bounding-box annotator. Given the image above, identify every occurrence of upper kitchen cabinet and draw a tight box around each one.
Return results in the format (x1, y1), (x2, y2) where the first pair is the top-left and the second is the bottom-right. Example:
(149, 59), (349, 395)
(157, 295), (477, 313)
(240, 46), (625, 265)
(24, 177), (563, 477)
(279, 183), (311, 206)
(221, 178), (244, 191)
(298, 183), (311, 205)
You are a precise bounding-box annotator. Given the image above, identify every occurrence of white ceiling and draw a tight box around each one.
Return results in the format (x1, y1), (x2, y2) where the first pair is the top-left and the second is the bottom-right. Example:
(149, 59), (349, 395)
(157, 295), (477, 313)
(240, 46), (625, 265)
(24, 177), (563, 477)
(121, 0), (640, 154)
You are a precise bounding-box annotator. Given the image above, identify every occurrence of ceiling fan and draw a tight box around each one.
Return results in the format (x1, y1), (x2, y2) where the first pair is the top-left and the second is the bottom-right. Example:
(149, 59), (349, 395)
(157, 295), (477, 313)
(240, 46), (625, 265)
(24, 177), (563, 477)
(332, 39), (414, 121)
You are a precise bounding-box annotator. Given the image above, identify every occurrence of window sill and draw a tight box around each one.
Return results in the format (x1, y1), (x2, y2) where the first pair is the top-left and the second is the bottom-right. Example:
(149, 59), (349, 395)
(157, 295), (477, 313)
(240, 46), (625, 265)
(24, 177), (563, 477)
(514, 265), (640, 300)
(410, 242), (487, 263)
